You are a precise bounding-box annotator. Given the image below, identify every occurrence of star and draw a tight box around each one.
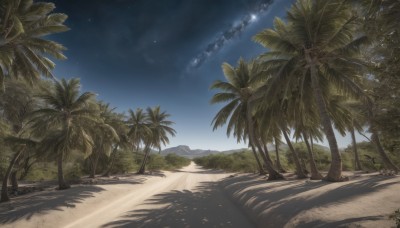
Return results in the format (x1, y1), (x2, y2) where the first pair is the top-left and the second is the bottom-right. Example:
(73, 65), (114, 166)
(250, 14), (257, 22)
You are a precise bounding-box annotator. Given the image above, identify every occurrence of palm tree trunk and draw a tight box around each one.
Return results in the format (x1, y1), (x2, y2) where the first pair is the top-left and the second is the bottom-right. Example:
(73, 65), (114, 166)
(1, 150), (23, 202)
(280, 125), (307, 178)
(274, 138), (286, 172)
(350, 127), (362, 171)
(19, 157), (35, 180)
(246, 104), (283, 180)
(137, 147), (150, 174)
(103, 145), (118, 177)
(57, 151), (70, 190)
(260, 137), (276, 166)
(250, 144), (267, 175)
(11, 171), (18, 193)
(367, 106), (399, 172)
(371, 132), (399, 172)
(89, 152), (100, 178)
(303, 132), (323, 180)
(307, 53), (342, 182)
(256, 127), (276, 169)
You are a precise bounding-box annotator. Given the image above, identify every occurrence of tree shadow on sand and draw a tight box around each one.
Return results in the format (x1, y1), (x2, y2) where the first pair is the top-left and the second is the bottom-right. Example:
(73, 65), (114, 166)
(80, 176), (147, 185)
(0, 185), (104, 224)
(100, 181), (255, 228)
(221, 174), (399, 227)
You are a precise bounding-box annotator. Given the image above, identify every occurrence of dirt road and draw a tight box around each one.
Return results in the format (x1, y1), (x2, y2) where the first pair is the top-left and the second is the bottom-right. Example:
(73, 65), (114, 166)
(0, 162), (254, 228)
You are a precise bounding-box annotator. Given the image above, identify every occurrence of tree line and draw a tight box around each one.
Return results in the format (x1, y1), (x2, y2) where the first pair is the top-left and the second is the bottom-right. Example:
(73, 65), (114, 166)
(210, 0), (400, 181)
(0, 0), (179, 202)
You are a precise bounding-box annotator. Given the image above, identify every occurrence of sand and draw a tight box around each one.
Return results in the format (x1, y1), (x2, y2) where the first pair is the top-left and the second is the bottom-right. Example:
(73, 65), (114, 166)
(0, 162), (254, 228)
(0, 163), (399, 228)
(221, 172), (400, 228)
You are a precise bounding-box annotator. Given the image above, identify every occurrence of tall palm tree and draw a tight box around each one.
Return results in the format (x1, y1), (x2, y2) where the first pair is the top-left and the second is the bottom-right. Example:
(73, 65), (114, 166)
(102, 112), (129, 177)
(0, 79), (38, 202)
(253, 0), (368, 181)
(137, 106), (176, 174)
(0, 0), (69, 90)
(87, 102), (119, 178)
(210, 59), (283, 180)
(127, 108), (151, 153)
(28, 78), (98, 190)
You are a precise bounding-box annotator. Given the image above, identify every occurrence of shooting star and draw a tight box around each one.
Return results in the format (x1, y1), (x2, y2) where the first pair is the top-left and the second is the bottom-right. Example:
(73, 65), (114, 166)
(186, 0), (274, 72)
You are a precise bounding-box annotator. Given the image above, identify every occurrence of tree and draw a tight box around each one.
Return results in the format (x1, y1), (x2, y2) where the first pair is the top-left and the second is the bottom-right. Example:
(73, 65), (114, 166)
(29, 78), (98, 190)
(137, 106), (176, 174)
(0, 79), (38, 202)
(127, 108), (151, 153)
(87, 102), (119, 178)
(210, 59), (283, 180)
(358, 0), (400, 172)
(253, 0), (368, 181)
(0, 0), (69, 90)
(102, 112), (129, 177)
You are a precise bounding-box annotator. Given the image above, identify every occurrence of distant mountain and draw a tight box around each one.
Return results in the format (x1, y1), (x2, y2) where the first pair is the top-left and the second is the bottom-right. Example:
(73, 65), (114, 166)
(161, 145), (221, 158)
(161, 143), (329, 159)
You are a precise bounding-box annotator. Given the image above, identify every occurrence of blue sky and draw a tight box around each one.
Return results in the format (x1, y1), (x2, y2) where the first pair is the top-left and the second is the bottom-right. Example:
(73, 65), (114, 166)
(49, 0), (367, 150)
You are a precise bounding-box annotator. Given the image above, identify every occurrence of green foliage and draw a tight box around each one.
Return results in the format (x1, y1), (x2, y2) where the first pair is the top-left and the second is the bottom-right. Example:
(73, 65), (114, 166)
(194, 151), (259, 173)
(164, 153), (191, 169)
(65, 162), (84, 181)
(147, 154), (168, 171)
(24, 162), (57, 181)
(111, 149), (137, 174)
(285, 143), (331, 171)
(146, 153), (190, 171)
(344, 141), (400, 171)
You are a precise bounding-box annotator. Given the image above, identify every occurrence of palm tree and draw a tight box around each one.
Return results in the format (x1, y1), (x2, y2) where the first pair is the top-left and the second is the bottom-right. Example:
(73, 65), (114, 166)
(273, 137), (286, 172)
(102, 112), (129, 177)
(0, 79), (38, 202)
(253, 0), (368, 181)
(87, 102), (119, 178)
(0, 0), (69, 90)
(210, 59), (283, 180)
(28, 78), (98, 190)
(137, 106), (176, 174)
(127, 108), (151, 153)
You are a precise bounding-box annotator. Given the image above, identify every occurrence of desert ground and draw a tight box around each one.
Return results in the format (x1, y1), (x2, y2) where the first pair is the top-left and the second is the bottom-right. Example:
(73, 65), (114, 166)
(0, 162), (399, 228)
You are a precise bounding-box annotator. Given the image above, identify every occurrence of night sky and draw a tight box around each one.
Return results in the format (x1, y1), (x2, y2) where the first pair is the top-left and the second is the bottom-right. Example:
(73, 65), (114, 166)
(47, 0), (360, 150)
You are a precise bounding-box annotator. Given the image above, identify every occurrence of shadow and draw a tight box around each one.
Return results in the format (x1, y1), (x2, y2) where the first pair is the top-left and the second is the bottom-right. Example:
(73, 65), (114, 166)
(0, 185), (104, 224)
(142, 170), (167, 178)
(298, 215), (384, 228)
(173, 169), (227, 175)
(221, 174), (399, 227)
(80, 177), (146, 185)
(100, 181), (256, 228)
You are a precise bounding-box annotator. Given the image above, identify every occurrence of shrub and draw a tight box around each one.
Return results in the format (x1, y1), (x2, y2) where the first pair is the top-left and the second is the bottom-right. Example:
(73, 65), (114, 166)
(164, 153), (191, 169)
(194, 150), (260, 173)
(112, 149), (138, 174)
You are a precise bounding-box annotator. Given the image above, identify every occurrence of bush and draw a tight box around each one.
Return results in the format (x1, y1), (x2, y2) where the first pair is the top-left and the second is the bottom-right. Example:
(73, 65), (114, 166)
(164, 153), (191, 169)
(146, 153), (190, 171)
(112, 149), (138, 174)
(194, 151), (260, 173)
(285, 143), (331, 172)
(24, 162), (57, 181)
(147, 154), (168, 171)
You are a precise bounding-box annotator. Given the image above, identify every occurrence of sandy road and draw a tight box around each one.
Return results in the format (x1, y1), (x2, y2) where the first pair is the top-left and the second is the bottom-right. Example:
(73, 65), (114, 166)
(0, 162), (254, 228)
